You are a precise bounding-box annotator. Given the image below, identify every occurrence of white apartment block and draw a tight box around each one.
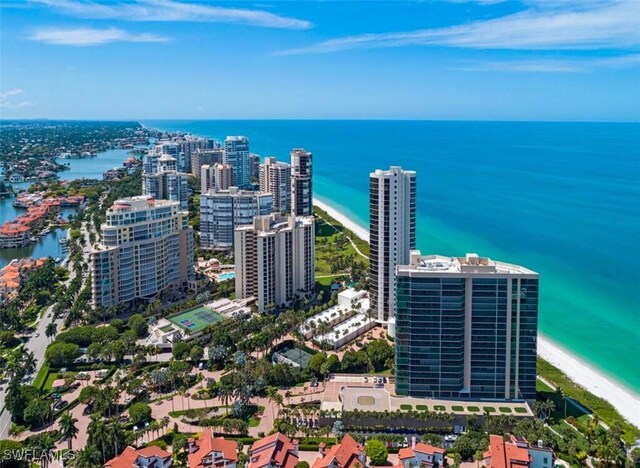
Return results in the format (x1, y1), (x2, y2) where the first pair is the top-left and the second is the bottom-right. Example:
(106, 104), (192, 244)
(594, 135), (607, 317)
(201, 163), (234, 193)
(369, 166), (416, 324)
(234, 213), (315, 311)
(223, 136), (250, 188)
(200, 187), (273, 251)
(260, 157), (291, 213)
(142, 154), (190, 210)
(191, 148), (223, 177)
(90, 196), (194, 307)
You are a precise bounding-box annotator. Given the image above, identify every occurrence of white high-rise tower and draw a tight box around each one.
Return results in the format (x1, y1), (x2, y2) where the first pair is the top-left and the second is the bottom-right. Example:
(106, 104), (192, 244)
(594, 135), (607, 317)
(369, 166), (416, 328)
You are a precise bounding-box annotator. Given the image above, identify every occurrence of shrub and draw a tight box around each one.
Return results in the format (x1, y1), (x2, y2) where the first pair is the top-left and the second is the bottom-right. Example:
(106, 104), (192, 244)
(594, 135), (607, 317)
(147, 439), (168, 450)
(366, 439), (389, 466)
(129, 402), (152, 425)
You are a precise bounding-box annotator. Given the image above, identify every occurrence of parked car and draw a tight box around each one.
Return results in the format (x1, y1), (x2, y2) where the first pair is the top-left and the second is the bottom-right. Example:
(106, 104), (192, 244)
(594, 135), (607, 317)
(54, 400), (68, 411)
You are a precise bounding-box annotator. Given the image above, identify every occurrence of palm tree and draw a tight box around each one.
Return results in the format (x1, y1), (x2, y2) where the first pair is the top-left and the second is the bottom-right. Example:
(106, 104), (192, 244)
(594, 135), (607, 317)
(88, 416), (110, 463)
(45, 322), (57, 341)
(59, 412), (79, 451)
(36, 432), (56, 468)
(22, 350), (37, 375)
(73, 447), (101, 468)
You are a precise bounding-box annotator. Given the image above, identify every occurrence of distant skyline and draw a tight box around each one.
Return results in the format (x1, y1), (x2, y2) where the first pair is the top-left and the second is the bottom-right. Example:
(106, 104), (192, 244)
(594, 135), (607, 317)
(1, 0), (639, 121)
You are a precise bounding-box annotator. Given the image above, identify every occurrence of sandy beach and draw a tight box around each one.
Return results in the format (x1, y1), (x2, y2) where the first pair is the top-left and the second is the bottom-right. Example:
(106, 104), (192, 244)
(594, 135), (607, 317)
(313, 197), (640, 429)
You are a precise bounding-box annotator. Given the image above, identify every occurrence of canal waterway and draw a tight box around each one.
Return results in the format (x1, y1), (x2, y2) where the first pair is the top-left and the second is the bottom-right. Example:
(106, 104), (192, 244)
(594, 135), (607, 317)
(0, 148), (132, 267)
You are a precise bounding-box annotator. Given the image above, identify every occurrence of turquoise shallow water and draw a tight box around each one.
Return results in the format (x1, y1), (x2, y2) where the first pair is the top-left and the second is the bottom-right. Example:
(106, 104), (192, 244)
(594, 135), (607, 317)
(144, 120), (640, 394)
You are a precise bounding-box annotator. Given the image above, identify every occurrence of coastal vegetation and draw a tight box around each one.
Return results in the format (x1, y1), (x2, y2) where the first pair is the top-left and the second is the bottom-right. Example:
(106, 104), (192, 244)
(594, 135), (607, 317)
(537, 358), (639, 444)
(314, 206), (368, 289)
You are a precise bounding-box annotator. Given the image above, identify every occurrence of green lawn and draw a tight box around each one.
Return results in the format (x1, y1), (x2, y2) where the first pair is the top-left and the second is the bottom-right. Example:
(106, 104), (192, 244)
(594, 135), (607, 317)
(537, 358), (639, 444)
(452, 405), (464, 412)
(416, 405), (429, 411)
(467, 406), (481, 412)
(499, 407), (512, 413)
(400, 404), (412, 411)
(43, 372), (60, 392)
(33, 363), (50, 389)
(314, 207), (369, 278)
(514, 407), (528, 414)
(433, 405), (446, 411)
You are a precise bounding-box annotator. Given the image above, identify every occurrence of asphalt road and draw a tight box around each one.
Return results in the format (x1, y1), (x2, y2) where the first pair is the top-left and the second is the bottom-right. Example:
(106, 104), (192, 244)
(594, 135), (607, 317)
(0, 222), (90, 438)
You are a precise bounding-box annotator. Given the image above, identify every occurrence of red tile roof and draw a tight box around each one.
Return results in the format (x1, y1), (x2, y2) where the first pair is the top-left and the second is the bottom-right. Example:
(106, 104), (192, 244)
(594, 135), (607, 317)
(398, 448), (414, 460)
(485, 435), (530, 468)
(249, 433), (298, 468)
(104, 445), (171, 468)
(414, 443), (445, 455)
(188, 431), (239, 468)
(312, 434), (364, 468)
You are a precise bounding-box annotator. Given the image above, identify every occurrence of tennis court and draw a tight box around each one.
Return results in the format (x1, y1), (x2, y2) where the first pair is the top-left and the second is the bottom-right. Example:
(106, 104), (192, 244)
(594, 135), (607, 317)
(272, 347), (314, 369)
(168, 306), (224, 333)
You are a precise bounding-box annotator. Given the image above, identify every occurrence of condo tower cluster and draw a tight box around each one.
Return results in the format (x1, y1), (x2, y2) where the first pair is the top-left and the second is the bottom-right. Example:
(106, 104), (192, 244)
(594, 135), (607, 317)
(369, 166), (539, 401)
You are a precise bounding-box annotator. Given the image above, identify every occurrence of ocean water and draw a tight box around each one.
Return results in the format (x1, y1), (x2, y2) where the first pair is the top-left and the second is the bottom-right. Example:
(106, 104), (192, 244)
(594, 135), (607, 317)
(144, 120), (640, 394)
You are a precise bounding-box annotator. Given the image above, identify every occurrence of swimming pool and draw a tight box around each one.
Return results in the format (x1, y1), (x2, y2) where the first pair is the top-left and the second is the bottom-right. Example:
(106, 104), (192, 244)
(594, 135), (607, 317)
(218, 272), (235, 281)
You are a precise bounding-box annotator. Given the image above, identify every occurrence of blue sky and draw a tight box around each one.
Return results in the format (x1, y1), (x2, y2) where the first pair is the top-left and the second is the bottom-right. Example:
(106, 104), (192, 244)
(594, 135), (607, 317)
(1, 0), (639, 120)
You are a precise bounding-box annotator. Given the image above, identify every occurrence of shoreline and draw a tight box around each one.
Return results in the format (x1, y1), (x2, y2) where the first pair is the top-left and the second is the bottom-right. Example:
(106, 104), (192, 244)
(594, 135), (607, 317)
(313, 197), (640, 428)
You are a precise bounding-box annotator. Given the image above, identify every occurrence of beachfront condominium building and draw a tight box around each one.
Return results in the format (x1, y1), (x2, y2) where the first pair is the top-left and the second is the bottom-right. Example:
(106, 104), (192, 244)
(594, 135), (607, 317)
(142, 154), (190, 210)
(260, 157), (291, 214)
(90, 195), (194, 307)
(395, 251), (539, 401)
(224, 136), (250, 188)
(191, 148), (223, 177)
(200, 187), (273, 251)
(213, 163), (234, 191)
(153, 136), (216, 173)
(143, 153), (160, 175)
(369, 166), (416, 325)
(234, 213), (315, 311)
(249, 153), (261, 182)
(176, 136), (216, 173)
(201, 163), (234, 193)
(291, 148), (313, 216)
(201, 164), (215, 193)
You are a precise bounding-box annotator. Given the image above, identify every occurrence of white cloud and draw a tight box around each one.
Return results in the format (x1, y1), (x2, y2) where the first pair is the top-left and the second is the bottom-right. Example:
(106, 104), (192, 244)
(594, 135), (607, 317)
(0, 88), (32, 108)
(453, 54), (640, 73)
(34, 0), (312, 29)
(275, 0), (640, 55)
(30, 27), (169, 45)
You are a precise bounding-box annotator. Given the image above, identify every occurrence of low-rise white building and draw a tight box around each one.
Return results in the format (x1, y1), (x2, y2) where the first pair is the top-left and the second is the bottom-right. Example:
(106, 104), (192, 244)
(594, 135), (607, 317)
(299, 289), (368, 339)
(315, 305), (376, 349)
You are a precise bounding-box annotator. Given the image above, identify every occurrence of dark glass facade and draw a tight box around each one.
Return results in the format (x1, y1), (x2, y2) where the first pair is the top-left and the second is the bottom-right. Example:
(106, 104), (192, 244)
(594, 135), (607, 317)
(395, 272), (538, 401)
(396, 275), (465, 398)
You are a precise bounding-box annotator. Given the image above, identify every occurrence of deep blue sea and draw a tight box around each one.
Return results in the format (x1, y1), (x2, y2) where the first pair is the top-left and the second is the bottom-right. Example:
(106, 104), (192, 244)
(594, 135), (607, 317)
(143, 120), (640, 394)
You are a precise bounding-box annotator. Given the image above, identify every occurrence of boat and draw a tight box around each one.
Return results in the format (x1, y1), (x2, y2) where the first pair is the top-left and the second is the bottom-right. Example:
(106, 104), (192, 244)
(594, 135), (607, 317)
(54, 257), (61, 263)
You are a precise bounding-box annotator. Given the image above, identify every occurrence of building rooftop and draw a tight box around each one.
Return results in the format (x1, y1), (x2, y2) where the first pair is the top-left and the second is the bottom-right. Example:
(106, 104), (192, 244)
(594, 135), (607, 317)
(398, 251), (538, 277)
(108, 195), (178, 212)
(371, 165), (416, 177)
